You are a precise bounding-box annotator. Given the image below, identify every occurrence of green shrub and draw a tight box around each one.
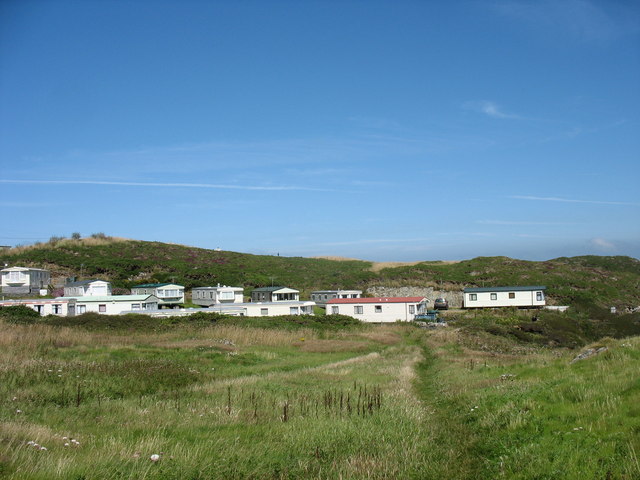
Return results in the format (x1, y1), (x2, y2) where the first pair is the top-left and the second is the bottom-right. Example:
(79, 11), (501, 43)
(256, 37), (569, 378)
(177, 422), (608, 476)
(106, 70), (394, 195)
(0, 305), (41, 324)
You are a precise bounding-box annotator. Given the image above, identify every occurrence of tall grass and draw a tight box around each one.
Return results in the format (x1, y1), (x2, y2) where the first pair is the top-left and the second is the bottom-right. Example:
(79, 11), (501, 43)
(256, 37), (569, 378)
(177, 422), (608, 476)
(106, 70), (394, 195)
(1, 318), (638, 479)
(416, 331), (640, 479)
(0, 321), (438, 479)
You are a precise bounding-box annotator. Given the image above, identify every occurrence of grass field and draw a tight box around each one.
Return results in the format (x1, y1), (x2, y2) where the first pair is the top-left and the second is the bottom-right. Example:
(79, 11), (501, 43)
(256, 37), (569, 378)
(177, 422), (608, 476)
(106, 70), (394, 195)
(0, 315), (638, 479)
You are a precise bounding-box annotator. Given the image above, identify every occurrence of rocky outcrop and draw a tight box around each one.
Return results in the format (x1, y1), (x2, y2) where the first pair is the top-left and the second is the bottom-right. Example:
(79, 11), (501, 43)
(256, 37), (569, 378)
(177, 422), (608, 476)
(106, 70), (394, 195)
(366, 286), (464, 308)
(570, 347), (608, 364)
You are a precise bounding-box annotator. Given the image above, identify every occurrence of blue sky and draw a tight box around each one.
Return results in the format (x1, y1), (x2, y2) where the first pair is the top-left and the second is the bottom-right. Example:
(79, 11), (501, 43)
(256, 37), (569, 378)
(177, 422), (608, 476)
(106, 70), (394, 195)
(1, 0), (639, 261)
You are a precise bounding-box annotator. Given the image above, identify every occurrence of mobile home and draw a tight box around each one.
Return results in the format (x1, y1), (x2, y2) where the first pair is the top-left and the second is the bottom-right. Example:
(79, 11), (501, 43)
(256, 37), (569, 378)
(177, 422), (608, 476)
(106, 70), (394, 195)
(463, 286), (546, 308)
(310, 290), (362, 307)
(250, 286), (299, 303)
(326, 297), (427, 323)
(1, 267), (50, 294)
(192, 285), (244, 307)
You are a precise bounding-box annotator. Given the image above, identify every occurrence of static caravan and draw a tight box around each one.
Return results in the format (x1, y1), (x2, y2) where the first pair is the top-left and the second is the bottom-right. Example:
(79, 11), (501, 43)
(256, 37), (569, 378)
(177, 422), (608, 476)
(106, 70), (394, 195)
(250, 286), (299, 303)
(192, 285), (244, 307)
(326, 297), (428, 323)
(145, 301), (316, 318)
(64, 279), (112, 297)
(242, 301), (315, 316)
(1, 267), (50, 294)
(310, 290), (363, 307)
(463, 286), (546, 309)
(63, 295), (159, 315)
(0, 298), (76, 316)
(131, 283), (184, 308)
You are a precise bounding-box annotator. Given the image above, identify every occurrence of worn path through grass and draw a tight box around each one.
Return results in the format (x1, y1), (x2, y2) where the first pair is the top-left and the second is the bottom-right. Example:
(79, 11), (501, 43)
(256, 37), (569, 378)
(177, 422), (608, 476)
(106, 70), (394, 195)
(2, 319), (638, 479)
(415, 328), (640, 479)
(0, 322), (440, 479)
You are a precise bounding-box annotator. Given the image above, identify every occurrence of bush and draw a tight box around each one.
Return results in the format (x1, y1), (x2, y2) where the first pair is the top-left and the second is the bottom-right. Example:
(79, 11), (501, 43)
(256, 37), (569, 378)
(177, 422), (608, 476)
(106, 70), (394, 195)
(0, 305), (41, 324)
(217, 314), (363, 331)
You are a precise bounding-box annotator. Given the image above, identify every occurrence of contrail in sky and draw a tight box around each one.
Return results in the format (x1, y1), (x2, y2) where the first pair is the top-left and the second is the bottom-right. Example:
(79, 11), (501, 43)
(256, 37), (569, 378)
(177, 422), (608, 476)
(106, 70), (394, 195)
(0, 179), (327, 192)
(511, 195), (639, 207)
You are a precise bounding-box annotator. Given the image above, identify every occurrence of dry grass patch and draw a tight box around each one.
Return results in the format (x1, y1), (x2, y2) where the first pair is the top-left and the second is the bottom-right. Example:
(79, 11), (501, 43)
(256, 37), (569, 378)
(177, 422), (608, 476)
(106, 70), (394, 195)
(320, 352), (382, 370)
(427, 326), (465, 344)
(293, 339), (370, 353)
(4, 237), (129, 255)
(148, 338), (236, 351)
(359, 328), (402, 345)
(194, 351), (384, 393)
(0, 323), (131, 356)
(343, 454), (397, 478)
(198, 325), (318, 347)
(0, 421), (60, 446)
(369, 261), (422, 272)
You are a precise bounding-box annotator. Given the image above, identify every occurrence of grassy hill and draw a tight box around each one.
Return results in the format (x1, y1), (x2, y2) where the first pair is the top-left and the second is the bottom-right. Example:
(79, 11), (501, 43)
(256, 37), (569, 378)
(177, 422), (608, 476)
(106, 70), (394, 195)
(1, 237), (376, 294)
(374, 255), (640, 311)
(2, 237), (639, 310)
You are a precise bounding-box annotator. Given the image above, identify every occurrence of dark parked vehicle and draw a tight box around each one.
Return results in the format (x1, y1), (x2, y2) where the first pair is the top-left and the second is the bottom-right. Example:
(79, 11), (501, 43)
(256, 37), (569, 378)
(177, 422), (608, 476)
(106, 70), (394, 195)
(415, 310), (440, 322)
(434, 297), (449, 310)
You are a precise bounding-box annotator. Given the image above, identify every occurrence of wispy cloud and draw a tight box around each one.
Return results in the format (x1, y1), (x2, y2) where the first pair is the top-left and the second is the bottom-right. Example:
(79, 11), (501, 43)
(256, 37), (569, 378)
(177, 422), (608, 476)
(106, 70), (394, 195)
(590, 237), (615, 250)
(476, 220), (578, 226)
(0, 201), (64, 208)
(317, 237), (436, 247)
(513, 233), (557, 238)
(0, 179), (328, 192)
(492, 0), (640, 43)
(510, 195), (640, 207)
(6, 131), (505, 183)
(463, 100), (521, 119)
(539, 120), (627, 144)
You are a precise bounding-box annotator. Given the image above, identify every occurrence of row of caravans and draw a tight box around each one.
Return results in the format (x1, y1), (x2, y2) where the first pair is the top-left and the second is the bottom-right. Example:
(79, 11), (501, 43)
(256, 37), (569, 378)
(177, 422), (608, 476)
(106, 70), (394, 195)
(2, 266), (549, 321)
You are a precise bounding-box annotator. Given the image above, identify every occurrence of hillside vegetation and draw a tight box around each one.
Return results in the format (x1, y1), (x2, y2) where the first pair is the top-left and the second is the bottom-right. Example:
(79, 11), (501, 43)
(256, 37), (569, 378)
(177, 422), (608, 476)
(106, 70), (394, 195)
(2, 237), (639, 310)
